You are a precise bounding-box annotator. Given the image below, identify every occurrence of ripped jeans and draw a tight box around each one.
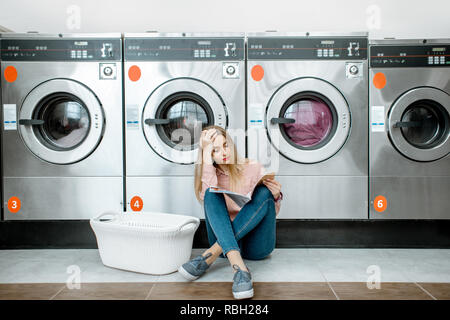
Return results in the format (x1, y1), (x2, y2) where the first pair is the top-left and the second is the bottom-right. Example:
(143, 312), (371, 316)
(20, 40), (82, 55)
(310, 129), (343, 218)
(203, 184), (276, 260)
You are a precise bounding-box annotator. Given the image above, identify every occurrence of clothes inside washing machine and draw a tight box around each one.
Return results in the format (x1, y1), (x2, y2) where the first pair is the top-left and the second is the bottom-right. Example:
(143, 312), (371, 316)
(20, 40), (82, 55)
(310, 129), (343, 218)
(282, 98), (333, 148)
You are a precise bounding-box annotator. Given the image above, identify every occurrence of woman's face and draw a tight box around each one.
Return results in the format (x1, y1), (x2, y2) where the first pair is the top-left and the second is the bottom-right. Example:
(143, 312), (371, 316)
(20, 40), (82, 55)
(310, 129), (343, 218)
(211, 134), (232, 165)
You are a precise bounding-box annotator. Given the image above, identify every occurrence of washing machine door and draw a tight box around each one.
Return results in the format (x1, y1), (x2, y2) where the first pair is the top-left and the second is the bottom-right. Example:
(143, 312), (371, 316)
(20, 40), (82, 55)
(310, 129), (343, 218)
(266, 77), (350, 163)
(142, 78), (227, 164)
(18, 79), (104, 164)
(387, 87), (450, 162)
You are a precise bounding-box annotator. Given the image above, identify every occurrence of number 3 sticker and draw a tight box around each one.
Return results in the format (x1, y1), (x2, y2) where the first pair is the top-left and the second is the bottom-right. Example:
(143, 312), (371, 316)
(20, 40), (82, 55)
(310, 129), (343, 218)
(374, 195), (387, 213)
(130, 196), (143, 212)
(8, 196), (21, 213)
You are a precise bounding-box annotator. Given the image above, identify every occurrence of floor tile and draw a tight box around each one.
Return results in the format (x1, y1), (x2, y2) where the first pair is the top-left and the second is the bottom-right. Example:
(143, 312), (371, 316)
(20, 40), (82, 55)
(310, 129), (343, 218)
(309, 249), (411, 282)
(329, 282), (433, 300)
(418, 283), (450, 300)
(2, 248), (450, 284)
(246, 249), (326, 282)
(252, 282), (336, 300)
(0, 283), (65, 300)
(148, 282), (234, 300)
(52, 282), (154, 300)
(384, 250), (450, 283)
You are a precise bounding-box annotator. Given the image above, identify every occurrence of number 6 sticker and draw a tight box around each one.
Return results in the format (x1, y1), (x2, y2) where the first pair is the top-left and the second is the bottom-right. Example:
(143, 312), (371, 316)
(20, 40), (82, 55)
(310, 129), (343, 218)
(8, 196), (21, 213)
(374, 195), (387, 213)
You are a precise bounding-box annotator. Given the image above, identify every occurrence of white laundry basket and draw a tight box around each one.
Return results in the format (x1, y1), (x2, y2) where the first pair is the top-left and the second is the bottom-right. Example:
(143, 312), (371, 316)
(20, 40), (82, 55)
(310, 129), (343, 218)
(90, 211), (200, 275)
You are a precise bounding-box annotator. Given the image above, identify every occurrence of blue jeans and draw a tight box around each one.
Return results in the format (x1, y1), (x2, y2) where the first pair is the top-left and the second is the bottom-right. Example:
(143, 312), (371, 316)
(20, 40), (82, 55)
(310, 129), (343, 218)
(204, 184), (276, 260)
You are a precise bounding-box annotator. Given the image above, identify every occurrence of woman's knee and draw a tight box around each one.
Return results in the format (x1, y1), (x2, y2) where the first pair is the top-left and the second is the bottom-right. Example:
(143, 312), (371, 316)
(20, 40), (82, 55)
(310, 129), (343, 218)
(253, 184), (274, 202)
(204, 187), (214, 200)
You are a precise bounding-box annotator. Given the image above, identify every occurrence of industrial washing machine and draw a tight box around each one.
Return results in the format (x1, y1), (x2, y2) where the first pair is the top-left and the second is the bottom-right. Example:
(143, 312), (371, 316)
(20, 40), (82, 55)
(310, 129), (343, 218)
(369, 39), (450, 219)
(246, 32), (368, 219)
(1, 33), (124, 220)
(123, 32), (245, 217)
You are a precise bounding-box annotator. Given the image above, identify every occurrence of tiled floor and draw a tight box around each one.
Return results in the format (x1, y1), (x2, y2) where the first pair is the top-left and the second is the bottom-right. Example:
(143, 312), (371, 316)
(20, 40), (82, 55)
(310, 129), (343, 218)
(0, 248), (449, 300)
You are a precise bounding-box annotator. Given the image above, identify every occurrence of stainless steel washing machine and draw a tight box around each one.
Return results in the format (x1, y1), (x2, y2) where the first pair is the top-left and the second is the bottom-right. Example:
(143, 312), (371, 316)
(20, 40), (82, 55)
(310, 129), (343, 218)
(247, 32), (368, 219)
(1, 33), (124, 220)
(0, 35), (3, 221)
(369, 39), (450, 219)
(124, 33), (245, 217)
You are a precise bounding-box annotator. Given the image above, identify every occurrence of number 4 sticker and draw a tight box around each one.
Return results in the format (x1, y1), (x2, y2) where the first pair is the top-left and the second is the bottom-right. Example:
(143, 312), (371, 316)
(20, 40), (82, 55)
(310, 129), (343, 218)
(374, 195), (387, 213)
(8, 196), (21, 213)
(130, 196), (143, 212)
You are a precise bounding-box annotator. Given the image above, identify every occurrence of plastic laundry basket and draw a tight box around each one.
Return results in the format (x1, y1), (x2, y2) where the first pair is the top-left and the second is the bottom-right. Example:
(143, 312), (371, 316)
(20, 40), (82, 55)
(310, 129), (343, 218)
(90, 211), (200, 275)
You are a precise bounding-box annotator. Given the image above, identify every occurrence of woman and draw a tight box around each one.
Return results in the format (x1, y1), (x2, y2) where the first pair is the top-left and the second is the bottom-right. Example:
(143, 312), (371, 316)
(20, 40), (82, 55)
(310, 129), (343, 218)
(178, 125), (283, 299)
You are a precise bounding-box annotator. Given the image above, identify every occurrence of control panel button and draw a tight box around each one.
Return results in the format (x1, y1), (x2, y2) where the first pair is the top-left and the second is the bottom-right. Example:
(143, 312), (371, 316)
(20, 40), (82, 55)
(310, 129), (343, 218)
(223, 62), (239, 79)
(349, 65), (359, 75)
(226, 65), (236, 75)
(103, 66), (113, 76)
(346, 62), (363, 78)
(99, 63), (117, 80)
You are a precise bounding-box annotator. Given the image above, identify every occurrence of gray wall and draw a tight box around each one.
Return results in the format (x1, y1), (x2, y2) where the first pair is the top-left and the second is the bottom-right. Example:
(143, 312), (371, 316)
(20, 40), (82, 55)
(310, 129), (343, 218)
(0, 0), (449, 39)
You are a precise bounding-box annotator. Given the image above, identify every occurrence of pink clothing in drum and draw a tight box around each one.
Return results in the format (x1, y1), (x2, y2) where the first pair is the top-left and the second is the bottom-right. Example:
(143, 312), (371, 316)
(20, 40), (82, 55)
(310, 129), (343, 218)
(199, 160), (281, 221)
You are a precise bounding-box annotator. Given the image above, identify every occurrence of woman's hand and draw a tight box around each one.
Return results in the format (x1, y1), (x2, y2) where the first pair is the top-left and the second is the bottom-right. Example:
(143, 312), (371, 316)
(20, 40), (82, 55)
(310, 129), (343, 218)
(200, 129), (218, 165)
(262, 178), (281, 200)
(200, 129), (218, 149)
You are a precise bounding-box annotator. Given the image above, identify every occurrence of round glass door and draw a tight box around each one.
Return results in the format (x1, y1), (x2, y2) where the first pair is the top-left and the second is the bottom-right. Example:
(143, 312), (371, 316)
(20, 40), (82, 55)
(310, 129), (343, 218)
(399, 100), (448, 149)
(266, 78), (350, 163)
(19, 79), (104, 164)
(155, 92), (213, 151)
(280, 93), (337, 150)
(34, 93), (91, 151)
(388, 87), (450, 162)
(142, 78), (228, 164)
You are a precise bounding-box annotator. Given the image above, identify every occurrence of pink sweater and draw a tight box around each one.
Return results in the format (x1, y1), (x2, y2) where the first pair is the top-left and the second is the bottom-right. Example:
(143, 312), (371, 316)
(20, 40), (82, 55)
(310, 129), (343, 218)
(199, 160), (281, 221)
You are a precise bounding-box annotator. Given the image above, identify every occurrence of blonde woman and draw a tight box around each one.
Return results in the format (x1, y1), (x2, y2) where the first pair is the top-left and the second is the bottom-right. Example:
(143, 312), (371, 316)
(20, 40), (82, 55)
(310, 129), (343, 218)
(178, 125), (283, 299)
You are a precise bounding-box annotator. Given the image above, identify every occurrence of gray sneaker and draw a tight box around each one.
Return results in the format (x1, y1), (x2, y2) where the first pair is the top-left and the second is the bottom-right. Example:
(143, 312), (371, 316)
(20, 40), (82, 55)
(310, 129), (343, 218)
(178, 252), (213, 281)
(232, 264), (254, 299)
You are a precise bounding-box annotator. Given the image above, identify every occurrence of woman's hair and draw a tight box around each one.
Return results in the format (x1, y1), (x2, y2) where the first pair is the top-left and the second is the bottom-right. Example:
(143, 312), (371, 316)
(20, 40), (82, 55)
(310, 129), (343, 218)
(194, 125), (248, 203)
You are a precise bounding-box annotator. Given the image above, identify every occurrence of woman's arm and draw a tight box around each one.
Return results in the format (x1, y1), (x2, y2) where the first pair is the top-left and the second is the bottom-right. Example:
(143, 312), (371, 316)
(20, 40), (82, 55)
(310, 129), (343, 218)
(256, 162), (282, 216)
(199, 145), (217, 201)
(275, 200), (281, 216)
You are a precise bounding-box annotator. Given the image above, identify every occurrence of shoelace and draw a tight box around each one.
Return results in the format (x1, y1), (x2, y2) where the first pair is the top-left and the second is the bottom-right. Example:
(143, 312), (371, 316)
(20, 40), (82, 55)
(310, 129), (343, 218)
(191, 252), (212, 267)
(232, 264), (251, 283)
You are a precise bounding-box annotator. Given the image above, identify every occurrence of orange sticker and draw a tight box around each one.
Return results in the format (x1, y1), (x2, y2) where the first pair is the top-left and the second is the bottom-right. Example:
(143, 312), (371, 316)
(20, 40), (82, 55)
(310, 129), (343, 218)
(130, 196), (143, 212)
(373, 72), (386, 89)
(251, 65), (264, 81)
(374, 195), (387, 213)
(4, 66), (18, 83)
(128, 65), (141, 82)
(8, 196), (21, 213)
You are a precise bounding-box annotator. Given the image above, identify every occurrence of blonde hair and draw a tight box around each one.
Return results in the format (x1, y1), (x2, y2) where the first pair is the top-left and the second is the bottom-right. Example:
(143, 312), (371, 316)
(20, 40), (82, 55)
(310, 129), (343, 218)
(194, 125), (249, 203)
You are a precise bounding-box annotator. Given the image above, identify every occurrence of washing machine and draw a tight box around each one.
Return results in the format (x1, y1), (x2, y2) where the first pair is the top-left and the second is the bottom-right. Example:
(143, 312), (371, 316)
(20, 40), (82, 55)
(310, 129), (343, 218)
(369, 39), (450, 219)
(246, 32), (368, 219)
(124, 33), (245, 217)
(0, 35), (3, 220)
(1, 33), (124, 220)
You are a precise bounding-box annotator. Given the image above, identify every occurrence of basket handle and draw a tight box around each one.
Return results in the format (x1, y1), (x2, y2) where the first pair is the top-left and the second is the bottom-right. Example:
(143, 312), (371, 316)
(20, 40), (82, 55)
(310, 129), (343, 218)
(177, 217), (200, 231)
(93, 211), (120, 222)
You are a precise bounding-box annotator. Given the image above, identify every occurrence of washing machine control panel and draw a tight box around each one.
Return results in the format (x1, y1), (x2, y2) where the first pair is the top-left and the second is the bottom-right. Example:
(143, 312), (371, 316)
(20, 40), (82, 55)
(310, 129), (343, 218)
(247, 37), (368, 60)
(124, 37), (245, 61)
(0, 39), (121, 61)
(370, 45), (450, 67)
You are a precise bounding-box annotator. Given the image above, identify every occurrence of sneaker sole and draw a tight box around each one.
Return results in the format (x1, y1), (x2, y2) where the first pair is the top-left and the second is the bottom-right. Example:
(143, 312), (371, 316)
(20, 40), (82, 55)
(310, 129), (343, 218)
(177, 265), (200, 281)
(233, 288), (254, 300)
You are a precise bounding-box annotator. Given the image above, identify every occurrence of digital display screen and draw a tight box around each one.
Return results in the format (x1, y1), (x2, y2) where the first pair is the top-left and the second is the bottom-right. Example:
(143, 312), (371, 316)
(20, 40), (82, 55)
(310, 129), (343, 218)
(432, 47), (446, 52)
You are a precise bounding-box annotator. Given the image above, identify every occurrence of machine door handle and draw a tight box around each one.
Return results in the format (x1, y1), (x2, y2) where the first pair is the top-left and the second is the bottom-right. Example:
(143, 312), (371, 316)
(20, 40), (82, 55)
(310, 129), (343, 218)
(18, 119), (45, 126)
(144, 118), (171, 125)
(394, 121), (423, 128)
(271, 117), (295, 124)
